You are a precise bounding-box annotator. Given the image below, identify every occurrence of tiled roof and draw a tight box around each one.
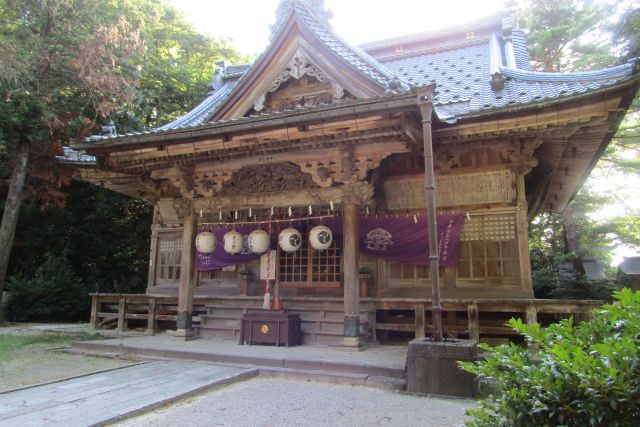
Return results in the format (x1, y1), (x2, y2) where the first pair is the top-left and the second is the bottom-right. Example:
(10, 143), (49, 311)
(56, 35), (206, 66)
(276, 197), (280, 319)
(156, 82), (236, 131)
(57, 146), (96, 164)
(511, 30), (532, 71)
(80, 1), (639, 145)
(383, 43), (490, 117)
(382, 40), (638, 118)
(619, 256), (640, 276)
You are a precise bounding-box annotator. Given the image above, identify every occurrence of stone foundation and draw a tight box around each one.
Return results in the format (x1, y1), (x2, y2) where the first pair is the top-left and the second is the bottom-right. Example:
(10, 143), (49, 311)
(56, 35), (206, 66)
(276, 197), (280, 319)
(406, 338), (478, 397)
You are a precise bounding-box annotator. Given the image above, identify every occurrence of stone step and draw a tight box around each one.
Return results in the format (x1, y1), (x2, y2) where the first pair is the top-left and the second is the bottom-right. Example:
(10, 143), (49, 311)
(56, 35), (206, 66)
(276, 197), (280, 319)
(69, 340), (406, 387)
(258, 367), (406, 391)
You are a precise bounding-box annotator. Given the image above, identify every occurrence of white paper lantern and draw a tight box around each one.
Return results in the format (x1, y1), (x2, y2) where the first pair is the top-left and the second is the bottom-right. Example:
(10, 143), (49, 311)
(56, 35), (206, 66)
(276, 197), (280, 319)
(309, 225), (333, 250)
(195, 231), (216, 254)
(278, 228), (302, 252)
(248, 229), (270, 254)
(223, 230), (244, 254)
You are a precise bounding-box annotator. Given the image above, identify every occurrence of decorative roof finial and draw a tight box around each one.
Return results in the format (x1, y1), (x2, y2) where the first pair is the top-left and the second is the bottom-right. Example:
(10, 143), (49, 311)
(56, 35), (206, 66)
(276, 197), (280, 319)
(272, 0), (332, 38)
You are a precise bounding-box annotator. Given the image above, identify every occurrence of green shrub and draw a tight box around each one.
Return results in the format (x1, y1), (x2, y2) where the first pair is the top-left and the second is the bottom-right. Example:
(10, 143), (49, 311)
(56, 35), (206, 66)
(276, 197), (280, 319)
(460, 288), (640, 427)
(5, 252), (89, 322)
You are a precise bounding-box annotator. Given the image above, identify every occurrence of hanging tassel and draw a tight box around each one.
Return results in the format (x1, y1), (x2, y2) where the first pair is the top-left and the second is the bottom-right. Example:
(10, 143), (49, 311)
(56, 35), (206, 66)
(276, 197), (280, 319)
(263, 287), (271, 309)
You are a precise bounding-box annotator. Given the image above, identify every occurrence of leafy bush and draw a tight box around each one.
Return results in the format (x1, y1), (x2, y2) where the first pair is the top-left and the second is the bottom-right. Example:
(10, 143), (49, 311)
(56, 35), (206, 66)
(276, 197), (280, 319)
(460, 289), (640, 427)
(5, 252), (89, 322)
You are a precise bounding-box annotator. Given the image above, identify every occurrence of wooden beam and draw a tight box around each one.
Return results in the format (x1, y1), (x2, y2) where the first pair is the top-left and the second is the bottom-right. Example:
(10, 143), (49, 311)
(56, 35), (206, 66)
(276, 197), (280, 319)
(72, 95), (418, 153)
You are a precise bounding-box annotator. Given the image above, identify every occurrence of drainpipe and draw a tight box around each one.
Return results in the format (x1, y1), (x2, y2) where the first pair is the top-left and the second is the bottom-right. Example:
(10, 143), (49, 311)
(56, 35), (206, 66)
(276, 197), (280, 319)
(416, 86), (443, 342)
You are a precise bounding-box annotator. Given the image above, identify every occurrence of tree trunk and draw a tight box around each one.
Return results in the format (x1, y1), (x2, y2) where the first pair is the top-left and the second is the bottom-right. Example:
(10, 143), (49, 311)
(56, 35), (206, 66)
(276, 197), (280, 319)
(0, 139), (30, 324)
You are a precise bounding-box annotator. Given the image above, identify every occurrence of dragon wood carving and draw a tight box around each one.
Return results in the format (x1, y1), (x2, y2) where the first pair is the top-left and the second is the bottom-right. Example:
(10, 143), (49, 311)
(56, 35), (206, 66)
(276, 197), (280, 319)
(218, 163), (319, 195)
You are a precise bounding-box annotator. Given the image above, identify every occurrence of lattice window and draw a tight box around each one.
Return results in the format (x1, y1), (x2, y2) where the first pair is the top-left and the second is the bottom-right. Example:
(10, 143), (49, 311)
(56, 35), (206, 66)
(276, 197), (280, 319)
(460, 215), (516, 241)
(199, 268), (238, 281)
(278, 230), (341, 287)
(156, 231), (182, 282)
(458, 214), (518, 281)
(386, 262), (446, 288)
(388, 262), (430, 285)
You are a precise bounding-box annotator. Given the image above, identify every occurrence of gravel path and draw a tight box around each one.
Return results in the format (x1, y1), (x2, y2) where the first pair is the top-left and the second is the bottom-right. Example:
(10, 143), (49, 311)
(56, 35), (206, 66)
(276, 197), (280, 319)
(114, 378), (474, 427)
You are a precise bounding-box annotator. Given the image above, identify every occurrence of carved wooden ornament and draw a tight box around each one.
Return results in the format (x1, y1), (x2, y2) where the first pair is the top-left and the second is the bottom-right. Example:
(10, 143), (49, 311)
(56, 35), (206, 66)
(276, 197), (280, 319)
(254, 51), (345, 112)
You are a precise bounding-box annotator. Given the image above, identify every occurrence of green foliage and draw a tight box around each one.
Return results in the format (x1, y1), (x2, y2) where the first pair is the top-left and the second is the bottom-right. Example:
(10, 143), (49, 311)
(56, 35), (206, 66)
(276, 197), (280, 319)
(108, 0), (248, 131)
(528, 188), (638, 299)
(7, 181), (152, 295)
(0, 332), (101, 362)
(612, 5), (640, 62)
(0, 0), (243, 321)
(4, 252), (88, 322)
(519, 0), (613, 72)
(460, 289), (640, 427)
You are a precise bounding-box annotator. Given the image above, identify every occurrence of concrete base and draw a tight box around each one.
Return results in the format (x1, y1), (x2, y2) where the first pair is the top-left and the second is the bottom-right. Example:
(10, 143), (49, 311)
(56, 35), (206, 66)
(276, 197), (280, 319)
(406, 338), (478, 397)
(173, 328), (196, 341)
(328, 336), (363, 351)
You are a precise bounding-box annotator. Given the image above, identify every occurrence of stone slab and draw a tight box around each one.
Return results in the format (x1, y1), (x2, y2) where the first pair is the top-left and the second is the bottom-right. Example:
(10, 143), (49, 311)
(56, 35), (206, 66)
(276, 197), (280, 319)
(0, 361), (254, 427)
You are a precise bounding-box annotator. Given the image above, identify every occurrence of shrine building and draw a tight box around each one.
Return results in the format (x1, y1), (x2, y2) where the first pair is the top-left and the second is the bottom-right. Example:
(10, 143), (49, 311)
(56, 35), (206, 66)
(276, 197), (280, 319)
(65, 0), (640, 345)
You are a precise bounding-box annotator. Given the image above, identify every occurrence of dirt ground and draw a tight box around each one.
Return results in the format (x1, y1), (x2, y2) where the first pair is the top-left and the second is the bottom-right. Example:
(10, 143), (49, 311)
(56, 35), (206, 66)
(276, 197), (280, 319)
(0, 323), (133, 392)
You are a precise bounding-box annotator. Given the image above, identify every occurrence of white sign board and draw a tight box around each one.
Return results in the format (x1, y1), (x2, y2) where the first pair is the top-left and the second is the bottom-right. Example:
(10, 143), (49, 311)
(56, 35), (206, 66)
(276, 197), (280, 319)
(260, 250), (277, 280)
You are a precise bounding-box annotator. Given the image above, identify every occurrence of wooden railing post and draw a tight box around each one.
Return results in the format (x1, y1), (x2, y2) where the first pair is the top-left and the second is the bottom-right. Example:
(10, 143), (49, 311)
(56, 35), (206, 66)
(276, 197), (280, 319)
(415, 302), (426, 339)
(117, 296), (126, 333)
(239, 272), (249, 296)
(467, 303), (480, 343)
(90, 296), (99, 330)
(524, 303), (538, 351)
(147, 297), (156, 334)
(524, 303), (537, 326)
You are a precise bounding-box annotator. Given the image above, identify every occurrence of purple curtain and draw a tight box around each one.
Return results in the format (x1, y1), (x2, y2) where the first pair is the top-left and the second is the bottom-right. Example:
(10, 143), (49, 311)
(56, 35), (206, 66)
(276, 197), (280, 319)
(196, 213), (464, 270)
(362, 213), (463, 267)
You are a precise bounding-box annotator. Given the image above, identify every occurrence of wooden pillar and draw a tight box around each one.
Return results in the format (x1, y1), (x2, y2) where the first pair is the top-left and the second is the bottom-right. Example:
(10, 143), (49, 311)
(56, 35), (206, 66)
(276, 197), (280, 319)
(176, 200), (197, 339)
(147, 205), (160, 291)
(342, 199), (361, 346)
(90, 296), (99, 330)
(524, 303), (538, 351)
(524, 303), (537, 326)
(467, 303), (480, 343)
(117, 296), (126, 333)
(415, 302), (426, 339)
(515, 174), (534, 296)
(417, 86), (443, 341)
(147, 297), (157, 335)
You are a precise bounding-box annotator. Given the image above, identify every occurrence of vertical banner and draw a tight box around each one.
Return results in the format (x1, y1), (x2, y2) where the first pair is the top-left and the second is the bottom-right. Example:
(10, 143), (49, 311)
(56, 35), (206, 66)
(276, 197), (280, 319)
(260, 250), (277, 280)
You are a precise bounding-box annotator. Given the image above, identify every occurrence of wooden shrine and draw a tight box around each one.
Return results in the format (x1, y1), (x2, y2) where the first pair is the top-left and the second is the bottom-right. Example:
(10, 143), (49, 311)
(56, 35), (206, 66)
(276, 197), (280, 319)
(67, 1), (640, 345)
